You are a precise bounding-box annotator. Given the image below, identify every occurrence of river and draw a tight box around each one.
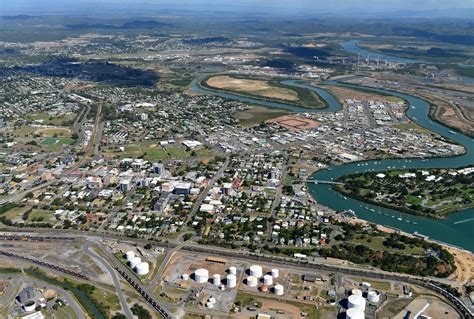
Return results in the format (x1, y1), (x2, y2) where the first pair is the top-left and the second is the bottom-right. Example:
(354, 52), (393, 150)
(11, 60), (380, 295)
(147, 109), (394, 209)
(190, 77), (474, 252)
(340, 40), (421, 64)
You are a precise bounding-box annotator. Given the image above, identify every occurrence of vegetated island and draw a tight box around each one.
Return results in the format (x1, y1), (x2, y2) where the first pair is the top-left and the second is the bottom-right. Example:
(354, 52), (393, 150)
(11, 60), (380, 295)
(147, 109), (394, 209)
(202, 75), (327, 109)
(334, 167), (474, 218)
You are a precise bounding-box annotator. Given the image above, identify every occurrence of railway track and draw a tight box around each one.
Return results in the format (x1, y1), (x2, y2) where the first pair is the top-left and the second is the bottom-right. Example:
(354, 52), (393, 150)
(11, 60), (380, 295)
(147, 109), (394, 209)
(0, 251), (88, 280)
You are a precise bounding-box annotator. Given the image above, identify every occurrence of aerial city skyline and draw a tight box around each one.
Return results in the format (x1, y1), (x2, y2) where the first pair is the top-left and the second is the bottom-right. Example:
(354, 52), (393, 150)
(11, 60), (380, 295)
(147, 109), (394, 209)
(0, 1), (472, 319)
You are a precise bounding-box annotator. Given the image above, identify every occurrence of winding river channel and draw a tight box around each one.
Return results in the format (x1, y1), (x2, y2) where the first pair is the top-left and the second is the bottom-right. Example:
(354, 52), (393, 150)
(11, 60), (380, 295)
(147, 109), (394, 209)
(190, 77), (474, 252)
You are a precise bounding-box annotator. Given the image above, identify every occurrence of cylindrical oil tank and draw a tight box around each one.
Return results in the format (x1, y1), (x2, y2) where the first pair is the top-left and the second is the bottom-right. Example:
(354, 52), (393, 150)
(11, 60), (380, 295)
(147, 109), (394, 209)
(348, 295), (366, 311)
(206, 301), (214, 308)
(274, 284), (284, 296)
(226, 274), (237, 288)
(263, 275), (273, 286)
(213, 274), (221, 286)
(271, 268), (279, 278)
(346, 308), (365, 319)
(229, 266), (237, 275)
(135, 262), (149, 276)
(129, 257), (141, 269)
(24, 301), (36, 312)
(367, 291), (380, 303)
(247, 276), (258, 287)
(351, 288), (363, 296)
(249, 265), (263, 278)
(362, 282), (371, 289)
(194, 268), (209, 284)
(182, 274), (189, 281)
(125, 251), (135, 261)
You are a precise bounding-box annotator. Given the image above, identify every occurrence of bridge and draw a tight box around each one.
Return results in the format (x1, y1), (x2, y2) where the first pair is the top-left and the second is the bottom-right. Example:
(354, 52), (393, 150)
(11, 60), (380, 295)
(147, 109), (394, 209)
(305, 179), (345, 185)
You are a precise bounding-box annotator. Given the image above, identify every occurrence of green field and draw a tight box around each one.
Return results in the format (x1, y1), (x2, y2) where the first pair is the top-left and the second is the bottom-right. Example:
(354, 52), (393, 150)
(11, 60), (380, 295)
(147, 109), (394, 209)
(27, 209), (55, 223)
(104, 141), (216, 160)
(2, 206), (29, 221)
(351, 235), (425, 255)
(53, 306), (80, 319)
(30, 112), (76, 126)
(40, 137), (75, 152)
(12, 125), (38, 138)
(40, 137), (62, 145)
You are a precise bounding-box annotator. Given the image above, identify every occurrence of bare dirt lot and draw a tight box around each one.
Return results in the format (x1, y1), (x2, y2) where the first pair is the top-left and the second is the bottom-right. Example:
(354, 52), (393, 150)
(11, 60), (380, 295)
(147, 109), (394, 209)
(267, 115), (320, 131)
(447, 247), (474, 284)
(206, 75), (299, 101)
(393, 296), (460, 319)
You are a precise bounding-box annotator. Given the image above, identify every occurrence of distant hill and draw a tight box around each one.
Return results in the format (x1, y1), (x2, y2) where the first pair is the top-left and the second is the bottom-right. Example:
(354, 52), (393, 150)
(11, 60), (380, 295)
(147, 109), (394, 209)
(183, 37), (231, 45)
(65, 20), (168, 30)
(0, 15), (38, 20)
(391, 27), (474, 45)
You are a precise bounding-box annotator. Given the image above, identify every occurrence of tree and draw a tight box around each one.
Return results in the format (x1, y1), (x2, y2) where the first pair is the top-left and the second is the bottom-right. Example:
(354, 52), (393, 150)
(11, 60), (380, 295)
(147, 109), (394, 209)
(131, 304), (152, 319)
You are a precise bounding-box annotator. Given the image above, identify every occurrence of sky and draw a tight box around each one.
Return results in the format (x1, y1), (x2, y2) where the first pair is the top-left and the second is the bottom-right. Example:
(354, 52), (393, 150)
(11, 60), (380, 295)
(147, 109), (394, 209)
(1, 0), (473, 16)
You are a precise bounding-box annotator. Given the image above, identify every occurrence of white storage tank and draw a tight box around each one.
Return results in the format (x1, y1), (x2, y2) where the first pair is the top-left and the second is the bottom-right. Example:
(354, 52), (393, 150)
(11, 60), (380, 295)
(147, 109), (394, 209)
(226, 274), (237, 288)
(129, 257), (141, 269)
(274, 284), (284, 296)
(125, 251), (135, 261)
(206, 301), (214, 309)
(362, 282), (371, 289)
(263, 275), (273, 286)
(247, 276), (258, 287)
(229, 266), (237, 275)
(135, 262), (150, 276)
(271, 268), (279, 278)
(351, 288), (363, 296)
(346, 308), (365, 319)
(23, 301), (36, 312)
(367, 291), (380, 303)
(182, 274), (189, 281)
(348, 294), (366, 311)
(249, 265), (263, 278)
(194, 268), (209, 284)
(213, 274), (221, 286)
